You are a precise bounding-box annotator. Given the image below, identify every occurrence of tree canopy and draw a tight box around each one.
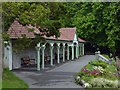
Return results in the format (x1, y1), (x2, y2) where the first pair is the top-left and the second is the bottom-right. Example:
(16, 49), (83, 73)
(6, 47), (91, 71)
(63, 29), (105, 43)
(70, 2), (120, 53)
(3, 2), (65, 37)
(2, 2), (120, 54)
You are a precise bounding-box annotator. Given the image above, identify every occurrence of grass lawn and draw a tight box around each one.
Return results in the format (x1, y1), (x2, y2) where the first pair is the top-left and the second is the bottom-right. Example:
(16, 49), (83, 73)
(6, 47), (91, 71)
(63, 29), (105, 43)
(2, 69), (28, 90)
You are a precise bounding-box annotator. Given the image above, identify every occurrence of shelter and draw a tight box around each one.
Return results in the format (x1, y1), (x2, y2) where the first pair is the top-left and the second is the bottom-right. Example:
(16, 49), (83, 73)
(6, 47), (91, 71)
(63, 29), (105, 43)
(4, 20), (86, 71)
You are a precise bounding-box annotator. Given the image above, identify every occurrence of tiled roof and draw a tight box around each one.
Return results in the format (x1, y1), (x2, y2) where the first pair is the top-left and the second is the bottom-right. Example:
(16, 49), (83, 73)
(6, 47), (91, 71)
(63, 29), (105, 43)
(7, 20), (85, 42)
(44, 28), (76, 41)
(7, 20), (35, 39)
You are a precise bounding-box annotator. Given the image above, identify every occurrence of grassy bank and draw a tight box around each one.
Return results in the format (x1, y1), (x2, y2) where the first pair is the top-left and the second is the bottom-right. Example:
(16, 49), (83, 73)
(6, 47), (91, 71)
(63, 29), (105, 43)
(2, 69), (28, 89)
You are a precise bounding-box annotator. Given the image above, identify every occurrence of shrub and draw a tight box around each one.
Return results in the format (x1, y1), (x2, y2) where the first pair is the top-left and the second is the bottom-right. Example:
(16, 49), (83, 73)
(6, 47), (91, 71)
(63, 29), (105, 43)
(76, 59), (119, 88)
(93, 66), (104, 74)
(89, 78), (118, 88)
(89, 60), (107, 68)
(77, 70), (88, 76)
(102, 64), (117, 80)
(84, 64), (93, 71)
(83, 82), (92, 88)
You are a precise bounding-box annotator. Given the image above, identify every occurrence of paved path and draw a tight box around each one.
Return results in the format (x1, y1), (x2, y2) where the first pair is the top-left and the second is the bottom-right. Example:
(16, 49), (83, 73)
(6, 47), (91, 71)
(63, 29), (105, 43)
(14, 55), (95, 88)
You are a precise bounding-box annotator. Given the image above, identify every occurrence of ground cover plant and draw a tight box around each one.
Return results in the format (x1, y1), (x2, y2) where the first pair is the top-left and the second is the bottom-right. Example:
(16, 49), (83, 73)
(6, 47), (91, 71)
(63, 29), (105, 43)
(75, 58), (119, 88)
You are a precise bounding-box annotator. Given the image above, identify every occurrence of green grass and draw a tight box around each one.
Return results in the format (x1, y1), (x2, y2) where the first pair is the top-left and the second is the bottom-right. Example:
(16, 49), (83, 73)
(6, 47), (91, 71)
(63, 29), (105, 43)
(0, 79), (2, 90)
(2, 69), (28, 89)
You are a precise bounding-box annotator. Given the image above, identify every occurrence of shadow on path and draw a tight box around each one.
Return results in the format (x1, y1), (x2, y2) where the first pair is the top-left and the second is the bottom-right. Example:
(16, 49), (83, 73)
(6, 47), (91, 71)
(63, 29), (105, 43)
(14, 55), (95, 88)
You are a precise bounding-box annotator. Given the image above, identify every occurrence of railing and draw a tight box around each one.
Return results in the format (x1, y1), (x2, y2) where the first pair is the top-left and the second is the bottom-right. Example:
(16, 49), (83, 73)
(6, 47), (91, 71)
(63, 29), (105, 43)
(98, 54), (109, 62)
(95, 51), (109, 63)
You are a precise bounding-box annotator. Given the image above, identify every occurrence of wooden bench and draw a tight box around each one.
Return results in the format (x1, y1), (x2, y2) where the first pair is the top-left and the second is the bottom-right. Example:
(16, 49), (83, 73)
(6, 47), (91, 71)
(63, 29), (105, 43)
(21, 57), (35, 66)
(44, 55), (50, 63)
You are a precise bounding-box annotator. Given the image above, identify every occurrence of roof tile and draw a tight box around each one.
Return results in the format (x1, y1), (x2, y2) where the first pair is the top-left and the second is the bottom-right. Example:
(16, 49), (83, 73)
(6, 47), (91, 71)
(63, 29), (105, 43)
(7, 20), (85, 42)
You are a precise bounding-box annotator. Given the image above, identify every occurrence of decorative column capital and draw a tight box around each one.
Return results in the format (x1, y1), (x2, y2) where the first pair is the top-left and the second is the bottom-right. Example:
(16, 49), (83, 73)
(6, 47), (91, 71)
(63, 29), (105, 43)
(50, 43), (54, 47)
(37, 42), (41, 47)
(36, 42), (41, 50)
(35, 46), (41, 51)
(71, 45), (74, 47)
(41, 45), (45, 50)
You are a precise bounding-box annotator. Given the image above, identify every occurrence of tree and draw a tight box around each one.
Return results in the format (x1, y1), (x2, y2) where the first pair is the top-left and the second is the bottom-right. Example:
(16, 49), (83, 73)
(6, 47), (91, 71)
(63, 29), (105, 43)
(2, 2), (64, 37)
(2, 2), (67, 52)
(2, 2), (120, 55)
(71, 2), (120, 53)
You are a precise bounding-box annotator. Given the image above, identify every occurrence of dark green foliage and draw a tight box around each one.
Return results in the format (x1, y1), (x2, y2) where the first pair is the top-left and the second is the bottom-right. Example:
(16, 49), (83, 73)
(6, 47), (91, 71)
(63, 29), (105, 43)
(12, 36), (33, 53)
(2, 32), (10, 41)
(71, 2), (120, 53)
(2, 2), (65, 51)
(2, 2), (120, 53)
(2, 2), (65, 38)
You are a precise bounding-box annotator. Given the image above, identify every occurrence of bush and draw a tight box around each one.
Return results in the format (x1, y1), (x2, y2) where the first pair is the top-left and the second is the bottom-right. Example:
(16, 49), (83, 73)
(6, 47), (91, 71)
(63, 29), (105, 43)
(89, 78), (118, 88)
(75, 59), (119, 88)
(89, 60), (107, 68)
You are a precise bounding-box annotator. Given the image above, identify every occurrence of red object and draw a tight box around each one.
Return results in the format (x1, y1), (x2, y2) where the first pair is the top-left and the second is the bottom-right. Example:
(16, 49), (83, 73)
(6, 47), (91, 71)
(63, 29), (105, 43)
(7, 20), (35, 39)
(7, 19), (85, 42)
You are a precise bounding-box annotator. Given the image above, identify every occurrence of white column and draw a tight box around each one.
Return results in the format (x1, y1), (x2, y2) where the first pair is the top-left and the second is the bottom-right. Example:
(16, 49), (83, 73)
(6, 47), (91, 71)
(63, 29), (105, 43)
(41, 46), (45, 69)
(78, 45), (79, 57)
(9, 42), (13, 70)
(36, 48), (40, 71)
(72, 45), (74, 60)
(50, 43), (54, 66)
(82, 43), (84, 55)
(81, 44), (83, 56)
(67, 45), (69, 60)
(36, 42), (41, 71)
(62, 43), (65, 62)
(76, 45), (78, 58)
(95, 51), (100, 60)
(57, 43), (60, 64)
(79, 44), (81, 56)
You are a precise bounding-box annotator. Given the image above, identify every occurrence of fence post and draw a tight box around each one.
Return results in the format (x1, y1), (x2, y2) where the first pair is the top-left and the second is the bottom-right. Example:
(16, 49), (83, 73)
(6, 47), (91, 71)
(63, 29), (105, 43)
(95, 51), (100, 60)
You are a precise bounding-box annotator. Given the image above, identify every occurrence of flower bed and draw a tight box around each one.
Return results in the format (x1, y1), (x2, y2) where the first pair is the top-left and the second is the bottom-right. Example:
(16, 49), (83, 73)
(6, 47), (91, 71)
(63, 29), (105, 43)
(75, 60), (119, 88)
